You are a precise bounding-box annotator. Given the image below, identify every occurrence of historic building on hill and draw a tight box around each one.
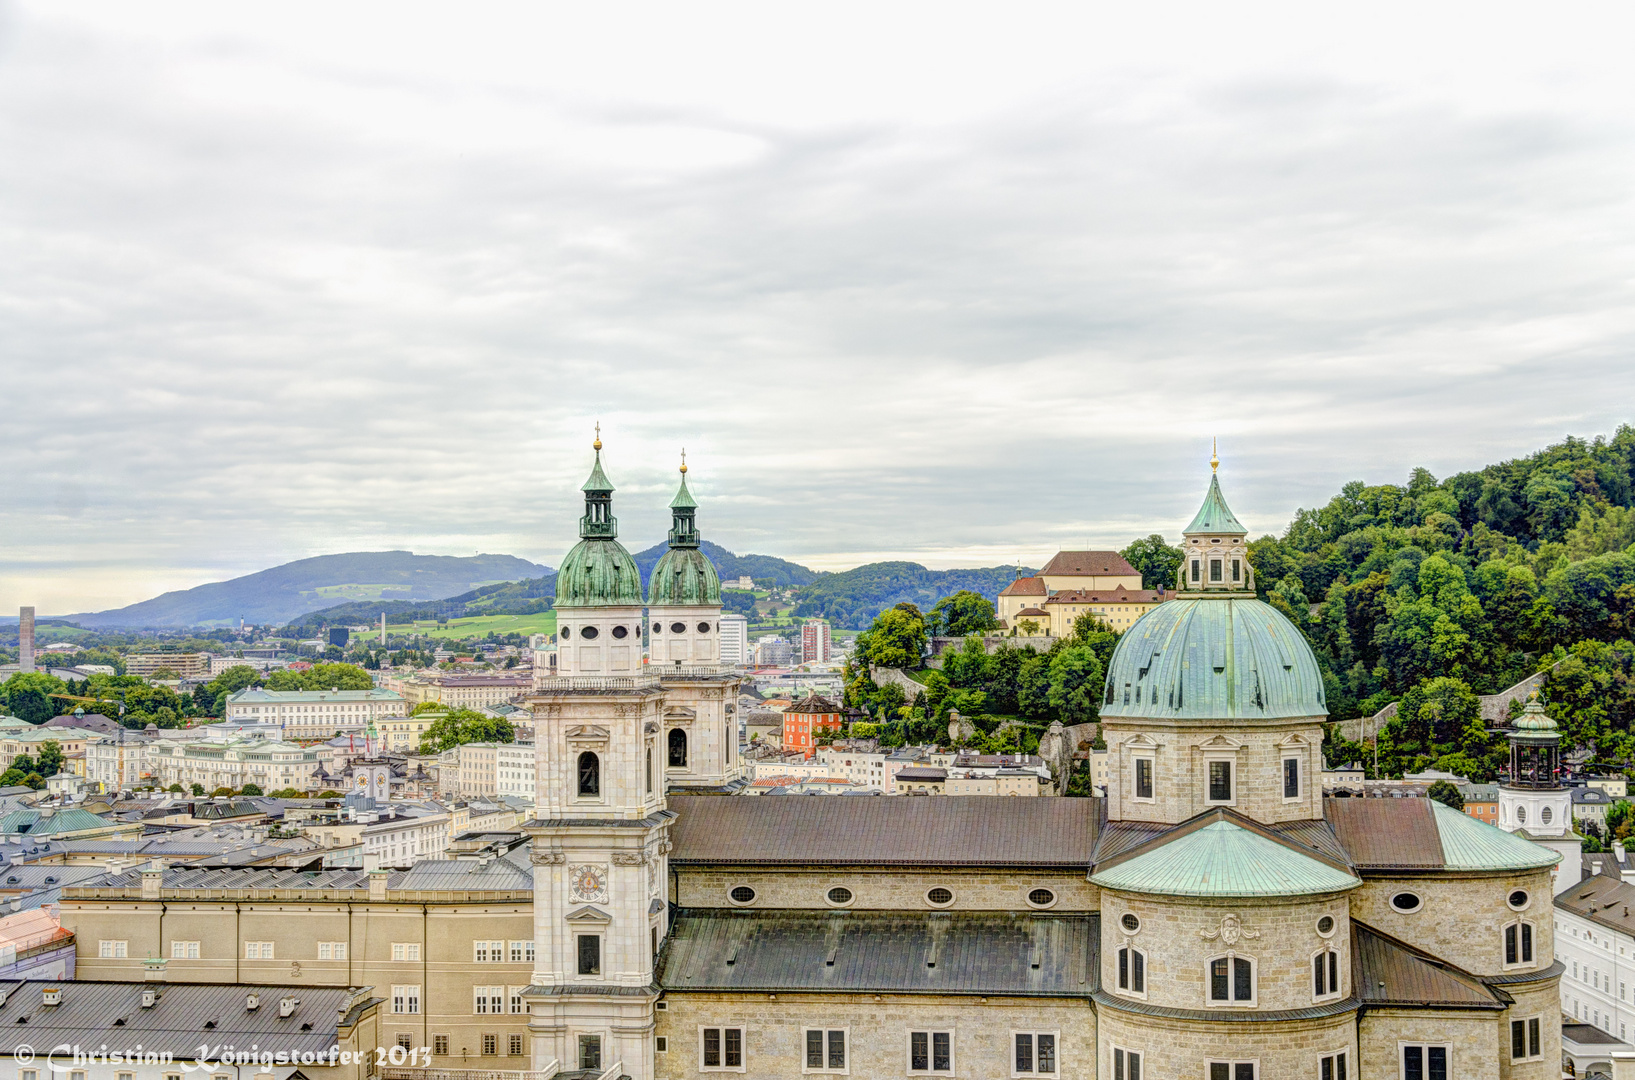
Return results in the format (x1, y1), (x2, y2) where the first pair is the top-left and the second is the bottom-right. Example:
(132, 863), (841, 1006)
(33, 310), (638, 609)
(998, 550), (1167, 636)
(516, 441), (1565, 1080)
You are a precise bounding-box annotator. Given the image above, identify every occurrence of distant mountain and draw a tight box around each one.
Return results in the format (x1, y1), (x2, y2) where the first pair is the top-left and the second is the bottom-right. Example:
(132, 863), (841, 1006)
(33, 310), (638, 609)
(69, 551), (553, 628)
(631, 540), (820, 589)
(792, 561), (1034, 629)
(285, 574), (557, 631)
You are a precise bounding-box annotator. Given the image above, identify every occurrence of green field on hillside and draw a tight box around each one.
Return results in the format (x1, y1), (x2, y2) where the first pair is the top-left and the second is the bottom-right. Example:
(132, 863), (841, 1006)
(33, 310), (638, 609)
(407, 611), (558, 641)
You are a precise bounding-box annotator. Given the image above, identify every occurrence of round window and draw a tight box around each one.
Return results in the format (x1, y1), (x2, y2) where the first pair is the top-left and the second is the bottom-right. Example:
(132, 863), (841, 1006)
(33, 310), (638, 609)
(612, 625), (629, 639)
(1542, 806), (1553, 824)
(581, 625), (600, 639)
(698, 621), (712, 634)
(1027, 888), (1056, 908)
(729, 886), (756, 904)
(1120, 913), (1140, 933)
(926, 887), (953, 906)
(1317, 915), (1335, 936)
(652, 622), (662, 634)
(827, 887), (853, 905)
(1508, 889), (1530, 910)
(560, 626), (571, 639)
(1390, 892), (1422, 913)
(669, 621), (687, 634)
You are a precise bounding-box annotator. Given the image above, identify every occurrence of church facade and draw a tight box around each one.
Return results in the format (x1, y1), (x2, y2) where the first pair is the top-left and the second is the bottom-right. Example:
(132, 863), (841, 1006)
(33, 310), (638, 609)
(525, 440), (1565, 1080)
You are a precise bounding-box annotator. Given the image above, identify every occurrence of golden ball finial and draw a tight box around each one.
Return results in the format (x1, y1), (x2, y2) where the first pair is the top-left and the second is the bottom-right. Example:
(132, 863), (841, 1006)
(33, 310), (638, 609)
(593, 422), (602, 452)
(1210, 436), (1219, 472)
(679, 448), (688, 474)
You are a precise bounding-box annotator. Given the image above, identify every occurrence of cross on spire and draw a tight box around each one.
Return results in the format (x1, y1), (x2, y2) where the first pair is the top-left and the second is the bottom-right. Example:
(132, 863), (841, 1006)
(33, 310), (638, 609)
(594, 422), (602, 451)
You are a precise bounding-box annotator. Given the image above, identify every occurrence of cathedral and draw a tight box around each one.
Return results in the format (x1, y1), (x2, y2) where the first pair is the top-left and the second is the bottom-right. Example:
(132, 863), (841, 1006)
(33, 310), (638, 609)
(522, 438), (1565, 1080)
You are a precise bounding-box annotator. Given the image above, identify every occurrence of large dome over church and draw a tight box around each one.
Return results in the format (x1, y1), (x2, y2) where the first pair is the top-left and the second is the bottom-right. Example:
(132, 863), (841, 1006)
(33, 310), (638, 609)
(1099, 595), (1327, 720)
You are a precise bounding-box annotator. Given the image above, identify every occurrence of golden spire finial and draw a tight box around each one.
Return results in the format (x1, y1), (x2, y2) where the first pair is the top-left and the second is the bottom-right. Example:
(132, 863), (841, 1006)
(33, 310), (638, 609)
(680, 448), (688, 475)
(1210, 437), (1219, 472)
(593, 422), (602, 452)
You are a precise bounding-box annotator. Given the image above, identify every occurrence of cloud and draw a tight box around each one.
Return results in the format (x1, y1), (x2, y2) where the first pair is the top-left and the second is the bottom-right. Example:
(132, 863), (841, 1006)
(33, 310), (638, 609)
(1, 2), (1634, 613)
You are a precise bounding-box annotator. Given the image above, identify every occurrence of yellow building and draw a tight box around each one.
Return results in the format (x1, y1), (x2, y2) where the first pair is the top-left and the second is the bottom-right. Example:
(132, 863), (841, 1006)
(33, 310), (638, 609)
(997, 550), (1168, 636)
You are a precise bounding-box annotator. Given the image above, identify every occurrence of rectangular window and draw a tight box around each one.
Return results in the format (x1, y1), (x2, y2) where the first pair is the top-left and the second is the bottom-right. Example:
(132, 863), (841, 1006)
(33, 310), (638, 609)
(1117, 947), (1145, 993)
(1510, 1017), (1541, 1060)
(1134, 758), (1153, 800)
(1232, 559), (1241, 582)
(475, 940), (504, 962)
(1402, 1045), (1449, 1080)
(509, 987), (527, 1014)
(1210, 559), (1222, 582)
(509, 940), (534, 962)
(396, 1034), (413, 1051)
(391, 942), (421, 961)
(908, 1031), (952, 1074)
(1207, 1065), (1256, 1080)
(1283, 758), (1299, 799)
(509, 1035), (524, 1057)
(473, 986), (503, 1014)
(1208, 760), (1232, 802)
(1191, 559), (1200, 582)
(1112, 1048), (1140, 1080)
(482, 1035), (497, 1057)
(391, 985), (420, 1015)
(804, 1029), (846, 1073)
(433, 1036), (449, 1057)
(318, 941), (347, 961)
(99, 940), (128, 958)
(1013, 1032), (1056, 1076)
(1319, 1052), (1346, 1080)
(1209, 956), (1254, 1002)
(170, 940), (200, 959)
(576, 935), (601, 976)
(702, 1027), (745, 1070)
(244, 941), (273, 960)
(578, 1036), (601, 1072)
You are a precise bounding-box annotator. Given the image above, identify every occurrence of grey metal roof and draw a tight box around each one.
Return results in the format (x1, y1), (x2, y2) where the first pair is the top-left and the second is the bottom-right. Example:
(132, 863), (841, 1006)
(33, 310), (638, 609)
(393, 858), (533, 891)
(668, 795), (1097, 867)
(658, 909), (1096, 996)
(85, 866), (384, 892)
(0, 981), (377, 1055)
(0, 866), (113, 891)
(1352, 923), (1506, 1009)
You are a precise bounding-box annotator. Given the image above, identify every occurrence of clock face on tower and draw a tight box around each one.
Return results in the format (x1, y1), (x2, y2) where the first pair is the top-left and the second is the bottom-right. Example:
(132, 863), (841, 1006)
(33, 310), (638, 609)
(570, 863), (609, 903)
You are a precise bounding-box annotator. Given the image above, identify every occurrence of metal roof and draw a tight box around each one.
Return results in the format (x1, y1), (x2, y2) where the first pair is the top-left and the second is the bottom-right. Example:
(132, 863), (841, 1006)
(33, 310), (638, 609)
(1556, 873), (1635, 937)
(667, 795), (1097, 867)
(393, 858), (533, 891)
(1090, 819), (1359, 898)
(659, 909), (1096, 996)
(0, 981), (377, 1055)
(1184, 472), (1247, 535)
(1352, 923), (1506, 1009)
(1325, 798), (1445, 869)
(1099, 597), (1326, 721)
(1429, 801), (1558, 871)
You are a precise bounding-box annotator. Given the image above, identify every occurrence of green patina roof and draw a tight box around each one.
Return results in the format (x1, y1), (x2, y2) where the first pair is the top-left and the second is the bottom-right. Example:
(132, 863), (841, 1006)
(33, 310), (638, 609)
(1512, 694), (1559, 734)
(1429, 801), (1560, 872)
(1090, 819), (1360, 898)
(555, 538), (643, 608)
(1185, 473), (1246, 534)
(1100, 597), (1327, 720)
(581, 452), (614, 493)
(650, 546), (721, 606)
(671, 474), (697, 510)
(0, 808), (120, 836)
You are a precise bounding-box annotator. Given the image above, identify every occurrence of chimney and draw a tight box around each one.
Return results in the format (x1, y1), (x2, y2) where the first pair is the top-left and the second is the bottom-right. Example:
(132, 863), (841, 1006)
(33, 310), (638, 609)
(1617, 841), (1628, 865)
(246, 993), (259, 1011)
(278, 996), (297, 1018)
(41, 988), (61, 1006)
(368, 868), (389, 902)
(141, 989), (157, 1008)
(141, 867), (163, 900)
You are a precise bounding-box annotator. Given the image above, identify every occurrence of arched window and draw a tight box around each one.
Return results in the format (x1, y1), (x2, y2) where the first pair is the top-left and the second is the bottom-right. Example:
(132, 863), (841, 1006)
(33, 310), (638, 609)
(1312, 947), (1341, 999)
(1504, 920), (1535, 966)
(577, 752), (600, 797)
(1541, 806), (1553, 825)
(645, 746), (653, 795)
(669, 728), (688, 768)
(1207, 954), (1255, 1006)
(1116, 945), (1145, 996)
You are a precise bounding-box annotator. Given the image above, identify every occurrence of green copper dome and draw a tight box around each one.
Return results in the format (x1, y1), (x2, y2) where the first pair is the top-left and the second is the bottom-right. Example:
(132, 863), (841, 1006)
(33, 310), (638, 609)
(1512, 693), (1559, 733)
(1100, 596), (1327, 720)
(648, 462), (720, 606)
(555, 440), (643, 609)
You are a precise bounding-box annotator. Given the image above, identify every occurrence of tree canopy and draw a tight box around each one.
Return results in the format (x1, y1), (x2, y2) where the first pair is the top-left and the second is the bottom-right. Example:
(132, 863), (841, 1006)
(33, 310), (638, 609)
(418, 710), (517, 753)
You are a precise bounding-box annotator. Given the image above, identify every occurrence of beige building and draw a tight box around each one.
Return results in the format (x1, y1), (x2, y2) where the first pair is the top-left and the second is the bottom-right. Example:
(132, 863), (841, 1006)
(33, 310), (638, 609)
(944, 767), (1046, 795)
(226, 687), (407, 740)
(148, 737), (322, 792)
(125, 651), (213, 678)
(998, 550), (1168, 636)
(392, 674), (534, 710)
(444, 741), (537, 800)
(379, 710), (447, 752)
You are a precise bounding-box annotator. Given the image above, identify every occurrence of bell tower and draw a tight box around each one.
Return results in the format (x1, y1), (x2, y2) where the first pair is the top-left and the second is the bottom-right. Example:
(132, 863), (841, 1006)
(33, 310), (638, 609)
(1498, 692), (1579, 894)
(524, 432), (670, 1079)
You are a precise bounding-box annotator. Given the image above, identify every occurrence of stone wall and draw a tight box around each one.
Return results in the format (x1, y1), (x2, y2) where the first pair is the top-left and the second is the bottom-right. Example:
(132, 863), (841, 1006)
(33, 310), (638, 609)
(1101, 717), (1327, 825)
(1358, 1008), (1503, 1080)
(1099, 890), (1353, 1013)
(927, 636), (1052, 662)
(674, 868), (1098, 912)
(1347, 868), (1555, 978)
(655, 991), (1095, 1080)
(1097, 1005), (1355, 1080)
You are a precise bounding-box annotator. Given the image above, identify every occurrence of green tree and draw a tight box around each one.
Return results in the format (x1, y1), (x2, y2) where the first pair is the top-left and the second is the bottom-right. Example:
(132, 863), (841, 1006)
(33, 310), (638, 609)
(35, 741), (63, 778)
(1427, 780), (1465, 810)
(418, 710), (517, 754)
(264, 663), (375, 691)
(858, 605), (928, 669)
(1046, 645), (1104, 725)
(211, 787), (235, 797)
(8, 689), (52, 725)
(191, 783), (205, 796)
(167, 783), (184, 793)
(926, 591), (998, 638)
(1608, 799), (1635, 841)
(1121, 534), (1183, 590)
(240, 783), (264, 796)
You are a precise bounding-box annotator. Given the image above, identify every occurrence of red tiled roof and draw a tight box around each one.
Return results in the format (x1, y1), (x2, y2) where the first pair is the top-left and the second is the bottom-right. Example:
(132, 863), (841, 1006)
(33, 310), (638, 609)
(785, 692), (842, 714)
(999, 576), (1046, 596)
(1015, 607), (1048, 616)
(1044, 589), (1165, 604)
(1040, 551), (1139, 578)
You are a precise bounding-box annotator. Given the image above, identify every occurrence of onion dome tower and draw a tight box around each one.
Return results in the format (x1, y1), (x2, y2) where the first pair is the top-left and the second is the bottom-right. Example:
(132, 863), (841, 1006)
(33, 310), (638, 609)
(1499, 692), (1579, 892)
(647, 453), (745, 794)
(553, 428), (644, 676)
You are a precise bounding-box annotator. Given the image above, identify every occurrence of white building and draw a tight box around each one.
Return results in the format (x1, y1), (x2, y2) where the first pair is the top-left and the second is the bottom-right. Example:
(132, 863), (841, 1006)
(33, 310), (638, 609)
(225, 687), (407, 741)
(718, 613), (748, 666)
(148, 738), (322, 792)
(1554, 872), (1635, 1059)
(800, 618), (831, 664)
(85, 728), (155, 791)
(753, 635), (792, 666)
(449, 740), (537, 799)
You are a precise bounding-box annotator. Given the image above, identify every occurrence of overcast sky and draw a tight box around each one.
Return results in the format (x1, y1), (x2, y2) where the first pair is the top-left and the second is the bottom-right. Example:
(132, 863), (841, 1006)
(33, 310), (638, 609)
(4, 2), (1635, 615)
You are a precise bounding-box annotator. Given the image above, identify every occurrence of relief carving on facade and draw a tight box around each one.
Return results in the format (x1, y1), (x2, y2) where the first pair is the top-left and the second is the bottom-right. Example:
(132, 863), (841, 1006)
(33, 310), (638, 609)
(611, 851), (648, 866)
(531, 847), (568, 866)
(1198, 913), (1261, 946)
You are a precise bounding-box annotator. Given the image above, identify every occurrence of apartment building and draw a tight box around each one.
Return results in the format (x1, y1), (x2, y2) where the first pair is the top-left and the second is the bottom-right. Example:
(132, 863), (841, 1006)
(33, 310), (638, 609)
(125, 651), (213, 678)
(148, 737), (322, 792)
(442, 741), (537, 800)
(60, 861), (535, 1069)
(800, 618), (831, 664)
(718, 613), (748, 665)
(85, 727), (156, 790)
(226, 687), (407, 740)
(391, 674), (532, 710)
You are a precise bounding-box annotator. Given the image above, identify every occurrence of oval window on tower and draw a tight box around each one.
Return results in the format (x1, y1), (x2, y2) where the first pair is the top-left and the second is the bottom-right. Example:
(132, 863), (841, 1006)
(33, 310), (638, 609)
(581, 626), (599, 639)
(1542, 806), (1553, 824)
(1508, 890), (1530, 910)
(698, 621), (712, 634)
(652, 622), (662, 634)
(612, 626), (628, 639)
(560, 626), (571, 639)
(671, 622), (687, 634)
(826, 887), (854, 906)
(729, 886), (756, 905)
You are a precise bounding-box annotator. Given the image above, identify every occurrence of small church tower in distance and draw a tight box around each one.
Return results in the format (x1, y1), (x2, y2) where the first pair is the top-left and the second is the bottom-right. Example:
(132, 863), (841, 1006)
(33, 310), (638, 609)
(1498, 692), (1580, 894)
